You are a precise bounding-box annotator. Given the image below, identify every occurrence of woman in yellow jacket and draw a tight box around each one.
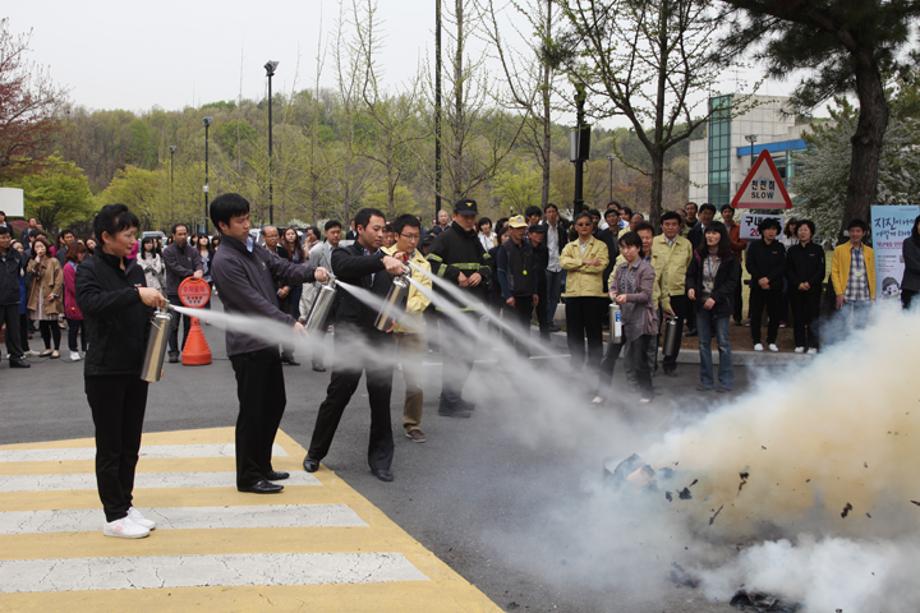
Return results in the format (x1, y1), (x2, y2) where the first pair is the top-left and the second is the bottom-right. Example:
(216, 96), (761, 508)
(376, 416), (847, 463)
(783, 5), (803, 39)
(560, 211), (610, 374)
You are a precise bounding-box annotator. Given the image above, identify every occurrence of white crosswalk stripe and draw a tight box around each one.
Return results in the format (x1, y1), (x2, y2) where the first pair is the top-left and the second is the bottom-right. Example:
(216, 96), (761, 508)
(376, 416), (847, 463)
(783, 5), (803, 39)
(0, 504), (366, 534)
(0, 552), (427, 593)
(0, 470), (319, 492)
(0, 443), (287, 463)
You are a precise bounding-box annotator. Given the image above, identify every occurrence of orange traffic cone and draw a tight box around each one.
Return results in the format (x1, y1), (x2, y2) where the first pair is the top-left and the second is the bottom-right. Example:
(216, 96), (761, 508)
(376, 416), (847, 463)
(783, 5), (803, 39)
(181, 316), (212, 366)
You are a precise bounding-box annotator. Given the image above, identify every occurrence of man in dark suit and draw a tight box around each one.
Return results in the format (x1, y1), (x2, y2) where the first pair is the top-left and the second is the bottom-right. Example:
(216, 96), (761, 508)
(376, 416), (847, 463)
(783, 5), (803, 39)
(303, 208), (408, 482)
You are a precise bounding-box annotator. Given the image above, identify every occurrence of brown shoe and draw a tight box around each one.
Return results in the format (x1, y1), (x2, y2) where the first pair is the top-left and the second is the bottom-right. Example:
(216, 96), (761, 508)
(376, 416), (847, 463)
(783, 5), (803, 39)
(405, 429), (427, 443)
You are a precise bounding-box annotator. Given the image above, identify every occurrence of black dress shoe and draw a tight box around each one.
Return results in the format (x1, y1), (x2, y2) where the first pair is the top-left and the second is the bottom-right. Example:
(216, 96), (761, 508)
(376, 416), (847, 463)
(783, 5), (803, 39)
(282, 357), (300, 366)
(312, 364), (326, 372)
(266, 470), (290, 481)
(237, 479), (284, 494)
(303, 456), (321, 473)
(371, 467), (394, 482)
(168, 353), (179, 364)
(9, 359), (31, 369)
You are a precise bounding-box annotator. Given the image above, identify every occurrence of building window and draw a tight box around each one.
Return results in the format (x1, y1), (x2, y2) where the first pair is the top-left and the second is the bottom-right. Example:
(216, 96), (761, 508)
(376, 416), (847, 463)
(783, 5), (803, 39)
(708, 95), (732, 207)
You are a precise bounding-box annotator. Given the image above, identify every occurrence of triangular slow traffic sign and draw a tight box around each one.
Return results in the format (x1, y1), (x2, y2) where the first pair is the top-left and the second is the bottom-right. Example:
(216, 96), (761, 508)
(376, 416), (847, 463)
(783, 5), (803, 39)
(731, 149), (793, 209)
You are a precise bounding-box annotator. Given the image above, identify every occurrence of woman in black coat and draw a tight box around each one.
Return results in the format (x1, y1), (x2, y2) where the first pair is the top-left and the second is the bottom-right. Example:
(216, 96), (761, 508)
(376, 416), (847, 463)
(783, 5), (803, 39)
(785, 219), (825, 353)
(77, 204), (167, 539)
(685, 222), (741, 392)
(901, 214), (920, 310)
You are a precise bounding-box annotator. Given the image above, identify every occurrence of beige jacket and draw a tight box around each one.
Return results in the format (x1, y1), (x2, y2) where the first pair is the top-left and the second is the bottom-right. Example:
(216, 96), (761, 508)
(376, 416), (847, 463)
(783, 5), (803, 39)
(26, 256), (63, 316)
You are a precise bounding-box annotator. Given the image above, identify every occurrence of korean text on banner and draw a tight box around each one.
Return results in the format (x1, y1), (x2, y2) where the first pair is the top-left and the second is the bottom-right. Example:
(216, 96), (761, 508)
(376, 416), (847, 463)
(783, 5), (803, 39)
(871, 204), (920, 300)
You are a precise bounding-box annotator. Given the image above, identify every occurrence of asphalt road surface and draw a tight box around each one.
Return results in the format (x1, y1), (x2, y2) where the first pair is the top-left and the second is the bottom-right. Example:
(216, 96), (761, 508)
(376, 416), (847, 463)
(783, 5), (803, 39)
(0, 312), (761, 612)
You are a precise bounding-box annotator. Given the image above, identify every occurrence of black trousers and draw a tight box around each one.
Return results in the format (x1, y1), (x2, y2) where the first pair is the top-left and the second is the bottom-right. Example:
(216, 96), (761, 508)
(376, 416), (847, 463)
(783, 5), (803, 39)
(661, 295), (690, 373)
(749, 285), (784, 344)
(230, 348), (286, 487)
(0, 303), (24, 360)
(790, 288), (821, 349)
(733, 278), (744, 323)
(167, 293), (191, 355)
(903, 289), (917, 310)
(439, 313), (477, 409)
(565, 296), (606, 373)
(308, 332), (395, 472)
(19, 313), (29, 352)
(39, 320), (61, 350)
(85, 375), (149, 522)
(67, 318), (87, 352)
(510, 295), (534, 353)
(600, 334), (652, 394)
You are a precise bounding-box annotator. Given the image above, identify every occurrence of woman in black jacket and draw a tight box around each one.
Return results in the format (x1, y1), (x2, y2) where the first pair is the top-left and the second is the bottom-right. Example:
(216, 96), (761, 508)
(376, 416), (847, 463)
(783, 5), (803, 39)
(785, 219), (825, 353)
(76, 204), (167, 539)
(686, 222), (741, 392)
(901, 214), (920, 310)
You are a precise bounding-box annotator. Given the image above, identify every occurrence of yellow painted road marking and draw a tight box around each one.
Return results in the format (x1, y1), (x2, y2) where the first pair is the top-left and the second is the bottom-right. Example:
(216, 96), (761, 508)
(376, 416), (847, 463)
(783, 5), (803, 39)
(0, 427), (499, 612)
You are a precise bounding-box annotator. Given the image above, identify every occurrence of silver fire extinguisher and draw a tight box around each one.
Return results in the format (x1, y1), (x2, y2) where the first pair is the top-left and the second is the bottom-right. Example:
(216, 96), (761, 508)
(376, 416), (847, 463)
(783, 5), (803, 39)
(662, 315), (680, 359)
(609, 303), (623, 344)
(303, 277), (337, 333)
(141, 308), (173, 383)
(375, 274), (410, 331)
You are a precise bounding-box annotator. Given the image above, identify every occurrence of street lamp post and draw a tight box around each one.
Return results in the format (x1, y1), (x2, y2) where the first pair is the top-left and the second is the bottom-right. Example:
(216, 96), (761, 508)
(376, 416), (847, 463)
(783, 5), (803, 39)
(265, 60), (279, 226)
(168, 145), (176, 222)
(744, 134), (758, 168)
(434, 0), (442, 217)
(203, 116), (213, 234)
(571, 81), (588, 216)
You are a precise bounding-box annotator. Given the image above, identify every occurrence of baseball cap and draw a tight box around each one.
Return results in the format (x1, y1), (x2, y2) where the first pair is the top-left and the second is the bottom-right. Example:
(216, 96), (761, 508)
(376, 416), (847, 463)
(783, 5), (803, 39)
(508, 215), (527, 229)
(453, 198), (478, 215)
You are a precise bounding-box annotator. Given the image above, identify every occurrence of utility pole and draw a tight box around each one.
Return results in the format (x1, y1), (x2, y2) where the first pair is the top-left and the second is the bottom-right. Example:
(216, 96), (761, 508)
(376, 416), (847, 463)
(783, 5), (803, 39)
(434, 0), (443, 217)
(202, 117), (212, 234)
(169, 145), (176, 223)
(607, 154), (614, 203)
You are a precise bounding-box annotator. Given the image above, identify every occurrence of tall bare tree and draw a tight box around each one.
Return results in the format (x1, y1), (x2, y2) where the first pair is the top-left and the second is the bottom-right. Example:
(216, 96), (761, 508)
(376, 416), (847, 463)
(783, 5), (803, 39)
(481, 0), (562, 209)
(352, 0), (428, 217)
(557, 0), (735, 223)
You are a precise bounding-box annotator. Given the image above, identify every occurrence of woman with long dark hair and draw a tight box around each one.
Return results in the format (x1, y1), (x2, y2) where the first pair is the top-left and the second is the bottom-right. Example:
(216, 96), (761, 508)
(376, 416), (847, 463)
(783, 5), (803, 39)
(278, 226), (304, 365)
(26, 235), (64, 358)
(902, 214), (920, 310)
(686, 222), (740, 392)
(63, 242), (89, 361)
(139, 237), (165, 294)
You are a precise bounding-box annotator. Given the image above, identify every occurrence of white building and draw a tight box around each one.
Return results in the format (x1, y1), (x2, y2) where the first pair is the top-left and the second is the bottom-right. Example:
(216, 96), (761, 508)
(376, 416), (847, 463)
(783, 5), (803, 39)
(688, 95), (812, 208)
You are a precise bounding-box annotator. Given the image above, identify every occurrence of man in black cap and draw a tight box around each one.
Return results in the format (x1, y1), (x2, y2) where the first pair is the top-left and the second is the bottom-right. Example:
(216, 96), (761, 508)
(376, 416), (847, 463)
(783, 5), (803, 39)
(427, 199), (492, 417)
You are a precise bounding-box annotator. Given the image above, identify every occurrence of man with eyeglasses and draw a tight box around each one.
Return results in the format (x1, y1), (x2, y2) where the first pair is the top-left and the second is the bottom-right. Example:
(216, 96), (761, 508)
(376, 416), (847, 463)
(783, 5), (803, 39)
(383, 215), (432, 443)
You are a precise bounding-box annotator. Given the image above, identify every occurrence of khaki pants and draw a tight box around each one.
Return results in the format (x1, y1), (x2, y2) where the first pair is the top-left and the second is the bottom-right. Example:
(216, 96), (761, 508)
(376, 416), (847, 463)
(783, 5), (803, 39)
(395, 332), (425, 432)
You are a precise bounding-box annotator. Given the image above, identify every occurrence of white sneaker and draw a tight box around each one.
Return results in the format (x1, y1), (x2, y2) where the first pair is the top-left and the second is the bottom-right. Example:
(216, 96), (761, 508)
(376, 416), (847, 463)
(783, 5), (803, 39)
(639, 396), (652, 404)
(768, 343), (779, 353)
(70, 350), (82, 361)
(753, 343), (764, 352)
(591, 395), (604, 405)
(103, 517), (150, 539)
(794, 346), (805, 354)
(127, 507), (156, 530)
(807, 347), (818, 355)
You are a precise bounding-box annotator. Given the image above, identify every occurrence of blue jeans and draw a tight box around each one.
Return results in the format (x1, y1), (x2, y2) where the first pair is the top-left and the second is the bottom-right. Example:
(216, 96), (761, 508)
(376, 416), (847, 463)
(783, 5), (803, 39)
(696, 309), (733, 390)
(841, 300), (871, 329)
(545, 269), (564, 327)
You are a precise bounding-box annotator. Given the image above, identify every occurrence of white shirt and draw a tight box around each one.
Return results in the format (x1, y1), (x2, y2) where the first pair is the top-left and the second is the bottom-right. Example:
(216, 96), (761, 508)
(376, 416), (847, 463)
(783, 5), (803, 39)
(546, 223), (561, 273)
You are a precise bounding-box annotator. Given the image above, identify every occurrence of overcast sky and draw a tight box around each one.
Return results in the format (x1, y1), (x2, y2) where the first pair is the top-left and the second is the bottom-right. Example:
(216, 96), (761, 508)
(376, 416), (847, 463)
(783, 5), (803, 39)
(10, 0), (802, 124)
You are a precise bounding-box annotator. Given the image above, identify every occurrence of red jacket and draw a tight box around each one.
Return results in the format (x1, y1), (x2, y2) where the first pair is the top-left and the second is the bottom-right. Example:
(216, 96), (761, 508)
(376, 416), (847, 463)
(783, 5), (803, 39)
(63, 260), (84, 320)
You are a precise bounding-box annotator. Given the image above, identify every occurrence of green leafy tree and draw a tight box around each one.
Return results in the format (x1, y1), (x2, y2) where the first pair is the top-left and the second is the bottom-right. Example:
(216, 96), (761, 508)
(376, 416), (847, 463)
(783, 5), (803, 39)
(96, 165), (165, 229)
(18, 155), (93, 230)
